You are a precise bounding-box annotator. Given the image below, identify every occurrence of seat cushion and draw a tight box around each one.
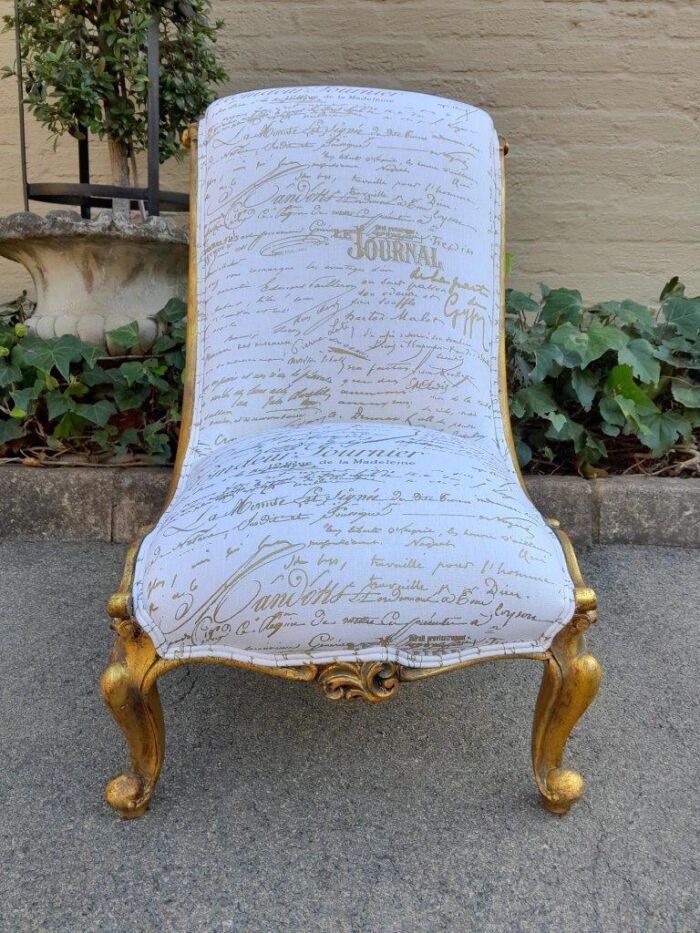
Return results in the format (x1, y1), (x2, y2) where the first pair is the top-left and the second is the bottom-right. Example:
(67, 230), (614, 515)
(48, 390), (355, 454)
(133, 423), (575, 668)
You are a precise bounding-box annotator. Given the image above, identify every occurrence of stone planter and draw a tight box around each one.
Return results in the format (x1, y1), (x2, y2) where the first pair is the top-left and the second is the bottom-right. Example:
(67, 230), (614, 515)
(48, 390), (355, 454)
(0, 211), (187, 354)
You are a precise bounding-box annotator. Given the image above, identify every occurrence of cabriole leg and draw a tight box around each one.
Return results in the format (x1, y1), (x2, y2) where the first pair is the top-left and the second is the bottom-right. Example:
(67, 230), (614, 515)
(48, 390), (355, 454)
(100, 618), (165, 819)
(532, 616), (602, 814)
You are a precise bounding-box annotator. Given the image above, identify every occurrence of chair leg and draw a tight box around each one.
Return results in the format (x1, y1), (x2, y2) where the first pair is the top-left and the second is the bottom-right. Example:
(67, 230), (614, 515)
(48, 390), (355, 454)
(100, 619), (165, 819)
(531, 617), (602, 814)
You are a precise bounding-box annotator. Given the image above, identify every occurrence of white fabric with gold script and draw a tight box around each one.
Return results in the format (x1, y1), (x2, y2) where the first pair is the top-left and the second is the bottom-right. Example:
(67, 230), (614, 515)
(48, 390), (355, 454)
(132, 86), (575, 668)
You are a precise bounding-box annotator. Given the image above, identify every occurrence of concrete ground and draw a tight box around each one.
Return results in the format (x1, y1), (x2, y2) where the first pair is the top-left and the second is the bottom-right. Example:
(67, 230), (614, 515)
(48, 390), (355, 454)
(0, 543), (698, 933)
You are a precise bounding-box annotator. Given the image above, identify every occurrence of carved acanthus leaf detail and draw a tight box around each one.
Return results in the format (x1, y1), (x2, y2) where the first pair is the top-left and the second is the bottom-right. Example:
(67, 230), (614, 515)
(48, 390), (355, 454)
(316, 661), (401, 703)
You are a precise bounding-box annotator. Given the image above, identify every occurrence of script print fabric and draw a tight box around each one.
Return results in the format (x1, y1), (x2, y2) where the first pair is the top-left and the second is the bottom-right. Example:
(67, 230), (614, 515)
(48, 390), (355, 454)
(191, 85), (506, 461)
(133, 423), (574, 667)
(133, 86), (576, 667)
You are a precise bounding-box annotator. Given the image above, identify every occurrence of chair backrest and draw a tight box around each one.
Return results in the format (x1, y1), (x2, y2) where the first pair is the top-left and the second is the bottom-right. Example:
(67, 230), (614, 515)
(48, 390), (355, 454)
(186, 86), (505, 471)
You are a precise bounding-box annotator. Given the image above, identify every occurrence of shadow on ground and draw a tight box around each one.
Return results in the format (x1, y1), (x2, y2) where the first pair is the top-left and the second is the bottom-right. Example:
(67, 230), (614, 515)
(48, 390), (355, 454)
(0, 542), (698, 932)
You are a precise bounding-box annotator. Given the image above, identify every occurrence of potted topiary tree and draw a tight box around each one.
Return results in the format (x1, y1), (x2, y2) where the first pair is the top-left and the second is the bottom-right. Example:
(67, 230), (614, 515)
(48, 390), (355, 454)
(0, 1), (226, 352)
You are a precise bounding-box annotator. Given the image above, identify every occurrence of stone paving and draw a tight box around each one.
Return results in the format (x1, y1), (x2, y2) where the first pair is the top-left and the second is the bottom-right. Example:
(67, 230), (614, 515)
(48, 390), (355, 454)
(0, 542), (698, 932)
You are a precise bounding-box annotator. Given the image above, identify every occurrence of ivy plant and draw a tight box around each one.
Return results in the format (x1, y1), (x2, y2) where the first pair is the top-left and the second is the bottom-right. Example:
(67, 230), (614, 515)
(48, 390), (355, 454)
(506, 277), (700, 474)
(0, 297), (186, 464)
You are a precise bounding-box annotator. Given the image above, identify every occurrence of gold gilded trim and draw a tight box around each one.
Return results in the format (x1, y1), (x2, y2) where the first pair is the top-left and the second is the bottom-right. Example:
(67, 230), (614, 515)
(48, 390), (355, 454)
(497, 143), (530, 494)
(317, 661), (400, 702)
(531, 613), (601, 814)
(100, 615), (600, 819)
(165, 123), (199, 508)
(153, 654), (318, 684)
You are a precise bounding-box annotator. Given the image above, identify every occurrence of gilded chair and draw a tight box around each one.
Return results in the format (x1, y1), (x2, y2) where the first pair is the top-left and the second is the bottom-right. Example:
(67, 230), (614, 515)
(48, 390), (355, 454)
(101, 86), (601, 819)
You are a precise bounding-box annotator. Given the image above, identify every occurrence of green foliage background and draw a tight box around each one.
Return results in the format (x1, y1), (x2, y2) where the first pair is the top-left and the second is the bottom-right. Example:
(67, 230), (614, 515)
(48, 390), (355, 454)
(0, 280), (698, 473)
(506, 278), (700, 474)
(0, 296), (185, 463)
(3, 0), (226, 163)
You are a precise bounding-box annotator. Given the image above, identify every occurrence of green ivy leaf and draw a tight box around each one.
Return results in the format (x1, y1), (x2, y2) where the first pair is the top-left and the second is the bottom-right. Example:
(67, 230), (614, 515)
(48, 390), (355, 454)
(91, 425), (118, 449)
(618, 338), (661, 385)
(550, 322), (589, 361)
(582, 321), (629, 367)
(142, 360), (171, 391)
(53, 412), (88, 439)
(596, 300), (656, 335)
(600, 421), (621, 438)
(584, 434), (607, 460)
(142, 421), (171, 459)
(530, 343), (564, 382)
(14, 336), (54, 372)
(52, 334), (86, 380)
(552, 322), (628, 369)
(113, 383), (149, 412)
(540, 288), (583, 326)
(79, 342), (101, 369)
(65, 378), (89, 399)
(11, 383), (41, 414)
(0, 418), (26, 444)
(75, 400), (117, 426)
(81, 365), (114, 388)
(659, 276), (684, 301)
(612, 393), (645, 429)
(113, 427), (140, 458)
(547, 411), (567, 433)
(505, 289), (540, 316)
(571, 369), (597, 411)
(599, 396), (626, 429)
(544, 413), (585, 445)
(512, 384), (559, 418)
(157, 297), (187, 324)
(106, 321), (141, 350)
(0, 362), (21, 387)
(605, 364), (653, 407)
(687, 409), (700, 429)
(117, 360), (147, 387)
(164, 349), (185, 369)
(515, 438), (532, 467)
(636, 410), (692, 456)
(151, 334), (178, 354)
(662, 296), (700, 340)
(671, 378), (700, 408)
(600, 364), (664, 443)
(46, 390), (75, 421)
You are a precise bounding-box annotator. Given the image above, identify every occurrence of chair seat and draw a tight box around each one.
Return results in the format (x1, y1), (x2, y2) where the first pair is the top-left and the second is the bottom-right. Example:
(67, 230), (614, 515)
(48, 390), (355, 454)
(133, 423), (575, 668)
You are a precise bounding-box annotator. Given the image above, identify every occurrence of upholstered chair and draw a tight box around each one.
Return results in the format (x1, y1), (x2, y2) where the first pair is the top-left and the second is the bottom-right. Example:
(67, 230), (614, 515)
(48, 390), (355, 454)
(101, 86), (601, 819)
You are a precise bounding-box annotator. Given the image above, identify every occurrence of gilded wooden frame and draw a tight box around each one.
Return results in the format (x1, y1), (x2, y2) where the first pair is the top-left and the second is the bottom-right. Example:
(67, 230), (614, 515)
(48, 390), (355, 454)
(101, 125), (601, 820)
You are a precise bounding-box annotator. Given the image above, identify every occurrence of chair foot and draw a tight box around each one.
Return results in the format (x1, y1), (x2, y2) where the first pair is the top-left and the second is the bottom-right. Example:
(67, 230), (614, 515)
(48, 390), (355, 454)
(100, 619), (165, 819)
(104, 771), (151, 820)
(539, 767), (586, 815)
(532, 616), (601, 815)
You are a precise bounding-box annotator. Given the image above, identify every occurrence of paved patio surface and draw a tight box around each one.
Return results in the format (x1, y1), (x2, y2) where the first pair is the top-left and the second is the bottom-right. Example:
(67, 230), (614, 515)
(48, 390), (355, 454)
(0, 542), (698, 932)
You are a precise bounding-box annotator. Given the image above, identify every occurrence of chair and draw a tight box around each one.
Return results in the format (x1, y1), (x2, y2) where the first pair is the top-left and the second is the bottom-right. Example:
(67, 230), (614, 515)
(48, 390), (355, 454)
(101, 86), (601, 819)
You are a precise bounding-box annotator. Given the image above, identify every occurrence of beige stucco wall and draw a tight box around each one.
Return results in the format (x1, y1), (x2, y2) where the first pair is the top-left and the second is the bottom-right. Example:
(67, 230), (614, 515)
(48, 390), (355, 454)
(1, 0), (698, 305)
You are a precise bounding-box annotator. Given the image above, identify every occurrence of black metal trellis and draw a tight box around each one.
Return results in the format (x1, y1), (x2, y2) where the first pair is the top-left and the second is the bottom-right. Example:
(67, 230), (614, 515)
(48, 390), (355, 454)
(13, 1), (188, 219)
